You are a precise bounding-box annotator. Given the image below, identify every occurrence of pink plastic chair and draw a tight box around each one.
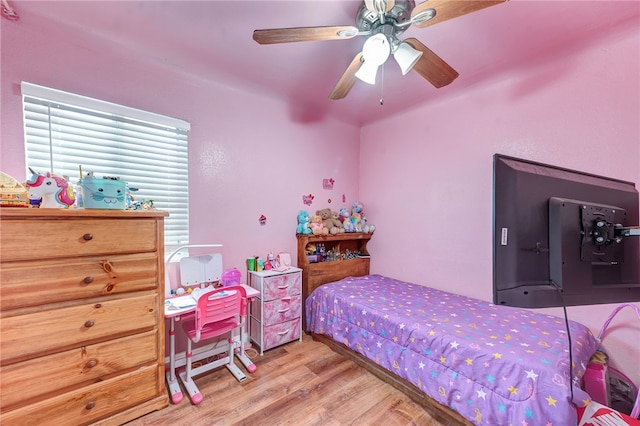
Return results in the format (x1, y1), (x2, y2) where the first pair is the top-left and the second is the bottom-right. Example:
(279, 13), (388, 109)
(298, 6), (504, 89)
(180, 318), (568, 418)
(179, 286), (247, 405)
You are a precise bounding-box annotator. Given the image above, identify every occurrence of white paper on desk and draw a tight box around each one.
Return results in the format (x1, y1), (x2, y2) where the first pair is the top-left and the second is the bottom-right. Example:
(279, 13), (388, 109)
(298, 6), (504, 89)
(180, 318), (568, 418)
(167, 295), (196, 310)
(190, 285), (215, 301)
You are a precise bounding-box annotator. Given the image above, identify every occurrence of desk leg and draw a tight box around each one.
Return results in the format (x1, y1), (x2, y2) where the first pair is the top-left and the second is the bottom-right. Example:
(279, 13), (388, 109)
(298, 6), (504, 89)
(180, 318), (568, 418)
(165, 317), (183, 404)
(235, 313), (256, 373)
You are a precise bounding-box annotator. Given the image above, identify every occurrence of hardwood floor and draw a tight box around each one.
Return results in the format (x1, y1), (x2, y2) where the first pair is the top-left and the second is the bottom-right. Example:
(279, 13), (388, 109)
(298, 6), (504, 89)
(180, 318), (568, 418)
(127, 334), (448, 426)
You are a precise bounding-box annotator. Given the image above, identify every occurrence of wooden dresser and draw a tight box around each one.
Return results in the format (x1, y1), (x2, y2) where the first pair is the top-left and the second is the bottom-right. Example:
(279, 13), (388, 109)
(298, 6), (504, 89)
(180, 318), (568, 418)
(0, 208), (168, 425)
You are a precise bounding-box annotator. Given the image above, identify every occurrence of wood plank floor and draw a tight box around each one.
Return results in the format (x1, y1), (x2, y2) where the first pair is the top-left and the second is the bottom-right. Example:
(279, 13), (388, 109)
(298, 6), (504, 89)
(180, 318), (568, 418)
(126, 334), (449, 426)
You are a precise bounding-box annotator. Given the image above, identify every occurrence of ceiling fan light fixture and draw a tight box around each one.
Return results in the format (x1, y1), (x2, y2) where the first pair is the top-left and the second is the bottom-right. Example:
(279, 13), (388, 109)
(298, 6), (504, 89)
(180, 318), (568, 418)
(360, 33), (390, 66)
(355, 61), (380, 85)
(393, 41), (423, 75)
(355, 33), (390, 85)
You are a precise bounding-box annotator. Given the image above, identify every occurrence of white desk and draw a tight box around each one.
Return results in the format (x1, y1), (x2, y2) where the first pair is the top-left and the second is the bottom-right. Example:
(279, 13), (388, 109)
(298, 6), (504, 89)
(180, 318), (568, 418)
(164, 284), (259, 404)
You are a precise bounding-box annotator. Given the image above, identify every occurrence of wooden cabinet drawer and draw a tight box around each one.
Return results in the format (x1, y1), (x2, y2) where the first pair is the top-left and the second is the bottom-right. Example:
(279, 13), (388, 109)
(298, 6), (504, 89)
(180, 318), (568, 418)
(262, 272), (301, 301)
(263, 317), (301, 351)
(307, 258), (370, 281)
(0, 218), (158, 262)
(1, 253), (159, 310)
(0, 330), (158, 409)
(1, 294), (158, 364)
(0, 365), (160, 426)
(252, 295), (301, 326)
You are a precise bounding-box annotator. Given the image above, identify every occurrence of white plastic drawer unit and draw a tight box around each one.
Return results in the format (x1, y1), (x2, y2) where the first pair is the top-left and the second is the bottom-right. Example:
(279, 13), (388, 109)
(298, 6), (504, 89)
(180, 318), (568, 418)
(248, 268), (303, 355)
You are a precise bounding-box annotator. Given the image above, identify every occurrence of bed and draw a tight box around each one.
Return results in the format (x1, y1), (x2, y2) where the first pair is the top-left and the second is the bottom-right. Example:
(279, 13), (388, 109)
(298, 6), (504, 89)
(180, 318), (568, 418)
(305, 274), (599, 426)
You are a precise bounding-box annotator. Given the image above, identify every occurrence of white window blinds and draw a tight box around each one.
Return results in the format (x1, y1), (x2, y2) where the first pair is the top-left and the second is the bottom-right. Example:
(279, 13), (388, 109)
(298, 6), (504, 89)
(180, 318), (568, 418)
(21, 82), (190, 247)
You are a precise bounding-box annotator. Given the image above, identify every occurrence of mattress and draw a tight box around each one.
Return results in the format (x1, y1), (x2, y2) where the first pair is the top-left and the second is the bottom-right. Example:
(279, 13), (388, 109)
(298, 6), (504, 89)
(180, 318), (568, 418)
(305, 275), (599, 425)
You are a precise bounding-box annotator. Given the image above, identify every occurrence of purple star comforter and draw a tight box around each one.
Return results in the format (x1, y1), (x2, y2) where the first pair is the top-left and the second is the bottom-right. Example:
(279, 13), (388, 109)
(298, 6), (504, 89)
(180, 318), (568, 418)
(305, 275), (599, 426)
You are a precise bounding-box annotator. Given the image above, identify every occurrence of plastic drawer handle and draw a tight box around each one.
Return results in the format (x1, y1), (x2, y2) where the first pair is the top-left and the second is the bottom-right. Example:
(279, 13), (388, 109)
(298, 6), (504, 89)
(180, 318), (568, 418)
(277, 285), (289, 289)
(277, 329), (290, 335)
(277, 308), (290, 313)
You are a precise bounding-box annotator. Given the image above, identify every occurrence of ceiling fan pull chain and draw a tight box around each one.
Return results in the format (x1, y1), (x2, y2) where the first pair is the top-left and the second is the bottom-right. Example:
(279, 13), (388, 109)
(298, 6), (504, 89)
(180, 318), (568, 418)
(379, 65), (384, 106)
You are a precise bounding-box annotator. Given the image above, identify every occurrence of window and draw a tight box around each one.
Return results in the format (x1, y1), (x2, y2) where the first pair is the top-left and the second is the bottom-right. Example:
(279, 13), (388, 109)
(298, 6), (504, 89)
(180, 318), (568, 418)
(21, 82), (190, 248)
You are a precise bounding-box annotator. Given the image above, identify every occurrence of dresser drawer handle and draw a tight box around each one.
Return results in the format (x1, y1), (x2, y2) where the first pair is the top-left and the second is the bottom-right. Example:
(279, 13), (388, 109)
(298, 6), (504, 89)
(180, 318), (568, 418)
(85, 401), (96, 410)
(85, 359), (98, 368)
(277, 285), (289, 289)
(84, 320), (95, 328)
(277, 308), (289, 313)
(276, 329), (290, 335)
(83, 276), (94, 284)
(82, 233), (93, 241)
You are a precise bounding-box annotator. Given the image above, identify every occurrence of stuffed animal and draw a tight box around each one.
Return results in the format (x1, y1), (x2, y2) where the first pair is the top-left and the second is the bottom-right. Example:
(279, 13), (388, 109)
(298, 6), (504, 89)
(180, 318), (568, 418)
(296, 210), (312, 235)
(331, 210), (346, 233)
(339, 207), (355, 232)
(352, 200), (375, 233)
(310, 214), (328, 235)
(317, 208), (342, 235)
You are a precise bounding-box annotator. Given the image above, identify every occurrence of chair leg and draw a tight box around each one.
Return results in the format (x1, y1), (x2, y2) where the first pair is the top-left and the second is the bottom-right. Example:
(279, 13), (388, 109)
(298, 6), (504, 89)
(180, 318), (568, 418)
(236, 316), (257, 373)
(180, 338), (204, 405)
(224, 329), (247, 382)
(185, 339), (192, 383)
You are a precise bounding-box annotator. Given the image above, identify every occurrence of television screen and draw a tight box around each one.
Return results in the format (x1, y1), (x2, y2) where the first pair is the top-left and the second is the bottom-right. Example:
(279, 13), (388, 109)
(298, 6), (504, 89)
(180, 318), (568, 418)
(493, 154), (640, 308)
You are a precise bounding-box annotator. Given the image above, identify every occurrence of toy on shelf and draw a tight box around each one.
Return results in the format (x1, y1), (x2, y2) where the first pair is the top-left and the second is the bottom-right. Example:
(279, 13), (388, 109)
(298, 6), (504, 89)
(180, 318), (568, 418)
(339, 207), (354, 232)
(25, 172), (75, 208)
(296, 210), (312, 235)
(297, 203), (376, 235)
(351, 200), (375, 233)
(316, 208), (344, 235)
(310, 214), (327, 235)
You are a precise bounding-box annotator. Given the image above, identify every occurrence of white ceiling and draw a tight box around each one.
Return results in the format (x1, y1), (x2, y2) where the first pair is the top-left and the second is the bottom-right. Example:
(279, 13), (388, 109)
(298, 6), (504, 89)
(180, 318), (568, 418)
(8, 0), (640, 126)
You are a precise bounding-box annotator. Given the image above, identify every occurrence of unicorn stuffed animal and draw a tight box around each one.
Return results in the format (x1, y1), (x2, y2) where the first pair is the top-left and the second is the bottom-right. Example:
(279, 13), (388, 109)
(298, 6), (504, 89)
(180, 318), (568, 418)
(26, 172), (75, 208)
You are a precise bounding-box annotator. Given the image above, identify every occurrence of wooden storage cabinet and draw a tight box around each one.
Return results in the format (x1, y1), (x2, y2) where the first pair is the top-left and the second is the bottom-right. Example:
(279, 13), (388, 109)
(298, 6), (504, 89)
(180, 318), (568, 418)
(0, 209), (168, 425)
(297, 233), (373, 327)
(248, 268), (303, 355)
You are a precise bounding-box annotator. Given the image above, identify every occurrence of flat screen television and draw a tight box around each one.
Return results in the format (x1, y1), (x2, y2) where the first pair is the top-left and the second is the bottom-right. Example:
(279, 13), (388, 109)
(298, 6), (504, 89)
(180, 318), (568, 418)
(493, 154), (640, 308)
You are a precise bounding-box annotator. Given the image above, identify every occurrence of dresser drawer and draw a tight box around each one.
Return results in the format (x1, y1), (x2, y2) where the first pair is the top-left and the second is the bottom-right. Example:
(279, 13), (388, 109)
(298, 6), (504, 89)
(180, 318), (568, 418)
(252, 295), (301, 326)
(1, 294), (158, 364)
(263, 317), (301, 351)
(1, 253), (159, 310)
(262, 272), (301, 301)
(0, 365), (160, 426)
(0, 218), (158, 262)
(0, 330), (158, 409)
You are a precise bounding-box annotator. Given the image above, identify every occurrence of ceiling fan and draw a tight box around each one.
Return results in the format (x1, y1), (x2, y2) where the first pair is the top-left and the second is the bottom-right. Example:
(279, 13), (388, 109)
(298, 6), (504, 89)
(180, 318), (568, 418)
(253, 0), (507, 100)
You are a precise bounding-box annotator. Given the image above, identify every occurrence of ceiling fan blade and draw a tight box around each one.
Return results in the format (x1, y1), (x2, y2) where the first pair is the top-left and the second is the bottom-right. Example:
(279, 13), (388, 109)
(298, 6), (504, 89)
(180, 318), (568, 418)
(253, 26), (359, 44)
(365, 0), (395, 14)
(329, 52), (364, 100)
(411, 0), (507, 29)
(404, 38), (459, 88)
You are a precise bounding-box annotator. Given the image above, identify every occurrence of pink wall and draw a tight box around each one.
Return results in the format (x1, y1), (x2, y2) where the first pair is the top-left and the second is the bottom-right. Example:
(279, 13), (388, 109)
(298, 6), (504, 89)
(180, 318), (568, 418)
(360, 23), (640, 384)
(0, 14), (361, 279)
(2, 6), (639, 387)
(1, 14), (360, 356)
